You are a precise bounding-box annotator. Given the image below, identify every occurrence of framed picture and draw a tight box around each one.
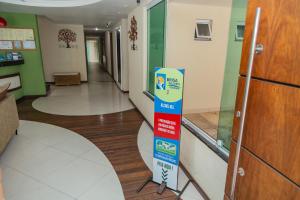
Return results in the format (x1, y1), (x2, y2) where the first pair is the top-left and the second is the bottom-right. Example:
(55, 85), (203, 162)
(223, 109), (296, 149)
(23, 40), (36, 50)
(13, 40), (23, 50)
(0, 41), (13, 50)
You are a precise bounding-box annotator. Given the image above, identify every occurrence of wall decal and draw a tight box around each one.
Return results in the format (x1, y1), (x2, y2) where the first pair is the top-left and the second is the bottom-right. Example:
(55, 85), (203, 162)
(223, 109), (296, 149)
(128, 16), (138, 50)
(58, 28), (77, 48)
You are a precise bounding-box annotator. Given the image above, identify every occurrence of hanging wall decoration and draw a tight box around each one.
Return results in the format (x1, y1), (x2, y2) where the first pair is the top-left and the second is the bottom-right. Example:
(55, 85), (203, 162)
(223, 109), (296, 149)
(58, 28), (77, 48)
(128, 16), (138, 50)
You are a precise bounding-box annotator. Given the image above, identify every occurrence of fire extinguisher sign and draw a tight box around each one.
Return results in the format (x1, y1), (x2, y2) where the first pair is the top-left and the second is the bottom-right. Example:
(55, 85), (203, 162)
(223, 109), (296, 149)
(153, 67), (185, 190)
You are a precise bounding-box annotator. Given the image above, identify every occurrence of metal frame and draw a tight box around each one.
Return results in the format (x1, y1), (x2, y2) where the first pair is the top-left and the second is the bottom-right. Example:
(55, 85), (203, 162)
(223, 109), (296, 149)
(230, 7), (262, 199)
(144, 0), (168, 95)
(235, 22), (245, 41)
(195, 19), (213, 41)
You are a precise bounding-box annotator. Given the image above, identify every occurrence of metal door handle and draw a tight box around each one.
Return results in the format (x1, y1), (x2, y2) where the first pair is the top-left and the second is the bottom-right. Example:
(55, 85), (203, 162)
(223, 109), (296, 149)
(238, 167), (245, 177)
(255, 44), (264, 54)
(230, 7), (262, 200)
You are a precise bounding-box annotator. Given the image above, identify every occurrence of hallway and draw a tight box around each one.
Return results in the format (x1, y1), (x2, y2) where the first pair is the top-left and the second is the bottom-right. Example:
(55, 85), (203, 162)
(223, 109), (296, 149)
(16, 98), (178, 200)
(87, 62), (113, 83)
(32, 81), (133, 116)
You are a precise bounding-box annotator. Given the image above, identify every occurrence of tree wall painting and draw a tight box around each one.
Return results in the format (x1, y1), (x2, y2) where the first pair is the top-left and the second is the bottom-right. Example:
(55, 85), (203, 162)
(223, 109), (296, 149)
(58, 28), (77, 48)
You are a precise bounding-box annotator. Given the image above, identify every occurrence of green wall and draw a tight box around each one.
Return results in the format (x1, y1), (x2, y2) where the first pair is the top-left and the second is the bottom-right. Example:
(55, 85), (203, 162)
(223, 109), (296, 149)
(217, 0), (248, 150)
(0, 12), (46, 100)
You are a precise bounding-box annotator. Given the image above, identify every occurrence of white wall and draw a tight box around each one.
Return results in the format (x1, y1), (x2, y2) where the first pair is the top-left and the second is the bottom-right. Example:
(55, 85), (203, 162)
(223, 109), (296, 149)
(112, 19), (129, 91)
(128, 1), (229, 199)
(38, 16), (87, 82)
(166, 2), (232, 114)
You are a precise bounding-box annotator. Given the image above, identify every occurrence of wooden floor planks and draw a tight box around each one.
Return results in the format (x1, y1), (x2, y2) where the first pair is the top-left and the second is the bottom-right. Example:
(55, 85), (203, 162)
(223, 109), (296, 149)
(17, 98), (178, 200)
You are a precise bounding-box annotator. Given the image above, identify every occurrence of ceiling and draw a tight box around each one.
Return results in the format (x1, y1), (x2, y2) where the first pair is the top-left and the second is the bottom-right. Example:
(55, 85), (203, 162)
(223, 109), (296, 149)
(0, 0), (138, 28)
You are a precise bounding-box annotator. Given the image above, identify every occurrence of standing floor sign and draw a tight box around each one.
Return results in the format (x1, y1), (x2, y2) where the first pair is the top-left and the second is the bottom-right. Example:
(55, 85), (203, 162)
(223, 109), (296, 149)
(153, 67), (185, 190)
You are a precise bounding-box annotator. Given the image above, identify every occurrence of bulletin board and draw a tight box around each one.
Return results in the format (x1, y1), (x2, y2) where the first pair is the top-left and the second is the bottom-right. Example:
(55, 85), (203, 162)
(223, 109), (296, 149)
(0, 28), (36, 50)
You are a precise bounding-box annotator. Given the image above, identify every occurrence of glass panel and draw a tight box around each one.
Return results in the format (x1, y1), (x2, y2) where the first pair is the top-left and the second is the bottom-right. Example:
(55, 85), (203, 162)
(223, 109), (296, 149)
(147, 0), (166, 95)
(236, 24), (245, 39)
(197, 23), (210, 37)
(217, 0), (248, 150)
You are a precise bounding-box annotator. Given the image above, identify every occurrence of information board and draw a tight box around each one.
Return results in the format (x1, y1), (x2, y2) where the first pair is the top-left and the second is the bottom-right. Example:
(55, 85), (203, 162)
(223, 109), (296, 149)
(0, 28), (36, 50)
(153, 67), (185, 190)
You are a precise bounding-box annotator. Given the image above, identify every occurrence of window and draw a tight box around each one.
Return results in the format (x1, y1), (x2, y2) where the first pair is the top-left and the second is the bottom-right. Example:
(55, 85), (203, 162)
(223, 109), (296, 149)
(146, 0), (166, 95)
(195, 19), (212, 41)
(235, 22), (245, 41)
(181, 0), (248, 154)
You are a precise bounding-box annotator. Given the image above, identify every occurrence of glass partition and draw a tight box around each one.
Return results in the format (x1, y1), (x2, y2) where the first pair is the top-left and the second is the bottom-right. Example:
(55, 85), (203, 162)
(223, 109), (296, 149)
(217, 0), (248, 150)
(147, 0), (166, 95)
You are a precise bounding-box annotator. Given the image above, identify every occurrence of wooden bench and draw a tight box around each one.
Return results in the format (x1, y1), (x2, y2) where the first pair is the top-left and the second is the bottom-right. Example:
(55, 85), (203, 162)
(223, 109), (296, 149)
(53, 72), (81, 86)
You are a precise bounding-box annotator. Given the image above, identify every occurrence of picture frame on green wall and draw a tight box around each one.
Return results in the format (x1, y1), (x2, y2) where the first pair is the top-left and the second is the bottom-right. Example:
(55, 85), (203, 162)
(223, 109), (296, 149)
(13, 40), (22, 50)
(0, 41), (13, 50)
(23, 40), (36, 50)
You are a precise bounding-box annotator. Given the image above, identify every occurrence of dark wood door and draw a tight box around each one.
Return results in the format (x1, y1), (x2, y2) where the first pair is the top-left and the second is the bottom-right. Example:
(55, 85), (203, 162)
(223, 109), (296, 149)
(110, 32), (114, 78)
(232, 77), (300, 185)
(225, 142), (300, 200)
(240, 0), (300, 86)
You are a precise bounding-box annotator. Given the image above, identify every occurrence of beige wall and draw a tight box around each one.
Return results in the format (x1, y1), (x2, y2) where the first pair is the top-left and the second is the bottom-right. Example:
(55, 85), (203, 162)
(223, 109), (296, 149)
(166, 2), (232, 113)
(38, 16), (87, 82)
(128, 1), (229, 199)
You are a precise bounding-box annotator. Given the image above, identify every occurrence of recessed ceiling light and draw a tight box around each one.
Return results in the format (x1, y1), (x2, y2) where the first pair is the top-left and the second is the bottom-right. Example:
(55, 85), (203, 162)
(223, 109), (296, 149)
(2, 0), (104, 7)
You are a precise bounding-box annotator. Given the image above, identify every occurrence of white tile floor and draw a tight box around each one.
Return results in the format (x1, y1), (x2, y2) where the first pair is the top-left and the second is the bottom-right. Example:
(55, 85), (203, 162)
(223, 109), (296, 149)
(32, 82), (134, 116)
(0, 120), (124, 200)
(137, 122), (205, 200)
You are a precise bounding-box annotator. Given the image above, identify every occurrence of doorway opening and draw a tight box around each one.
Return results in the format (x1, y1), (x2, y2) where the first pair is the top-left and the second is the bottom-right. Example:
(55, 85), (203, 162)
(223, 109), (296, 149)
(116, 28), (122, 84)
(85, 34), (112, 82)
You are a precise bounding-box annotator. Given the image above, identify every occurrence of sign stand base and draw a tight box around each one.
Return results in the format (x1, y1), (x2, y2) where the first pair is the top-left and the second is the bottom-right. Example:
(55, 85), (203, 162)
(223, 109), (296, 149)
(157, 182), (167, 194)
(136, 175), (192, 199)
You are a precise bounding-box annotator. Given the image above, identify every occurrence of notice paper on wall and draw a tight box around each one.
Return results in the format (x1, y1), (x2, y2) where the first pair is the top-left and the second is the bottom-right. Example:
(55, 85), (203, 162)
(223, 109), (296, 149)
(0, 41), (13, 50)
(0, 28), (34, 41)
(23, 40), (36, 49)
(153, 67), (185, 190)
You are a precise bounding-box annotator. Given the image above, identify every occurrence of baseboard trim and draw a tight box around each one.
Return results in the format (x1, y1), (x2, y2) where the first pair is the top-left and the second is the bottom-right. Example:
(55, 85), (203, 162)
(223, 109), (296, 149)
(16, 94), (47, 104)
(46, 81), (88, 85)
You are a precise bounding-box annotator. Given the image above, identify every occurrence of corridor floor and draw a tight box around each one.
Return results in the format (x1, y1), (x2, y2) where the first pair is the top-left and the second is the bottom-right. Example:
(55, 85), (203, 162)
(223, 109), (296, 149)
(16, 99), (178, 200)
(32, 82), (133, 116)
(87, 62), (113, 83)
(0, 120), (124, 200)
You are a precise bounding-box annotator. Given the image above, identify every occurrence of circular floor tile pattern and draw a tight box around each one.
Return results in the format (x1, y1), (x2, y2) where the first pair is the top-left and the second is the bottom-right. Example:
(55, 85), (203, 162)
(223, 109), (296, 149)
(32, 83), (134, 116)
(0, 120), (124, 200)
